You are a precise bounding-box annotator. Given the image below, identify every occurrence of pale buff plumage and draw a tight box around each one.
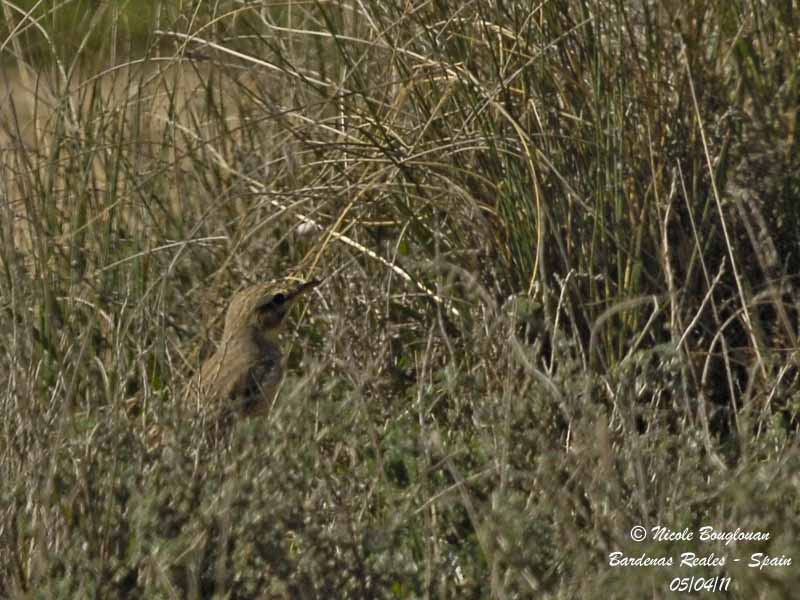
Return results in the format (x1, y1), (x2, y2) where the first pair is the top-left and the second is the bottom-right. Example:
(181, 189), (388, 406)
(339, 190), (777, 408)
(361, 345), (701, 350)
(184, 279), (319, 420)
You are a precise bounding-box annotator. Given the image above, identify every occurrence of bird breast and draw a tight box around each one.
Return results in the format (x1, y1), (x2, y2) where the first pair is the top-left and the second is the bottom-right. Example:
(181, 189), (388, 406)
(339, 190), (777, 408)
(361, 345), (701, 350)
(197, 326), (284, 415)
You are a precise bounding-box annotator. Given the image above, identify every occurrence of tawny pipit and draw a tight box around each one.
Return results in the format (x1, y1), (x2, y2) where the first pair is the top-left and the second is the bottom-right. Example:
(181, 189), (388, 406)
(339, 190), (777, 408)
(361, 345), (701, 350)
(185, 278), (319, 419)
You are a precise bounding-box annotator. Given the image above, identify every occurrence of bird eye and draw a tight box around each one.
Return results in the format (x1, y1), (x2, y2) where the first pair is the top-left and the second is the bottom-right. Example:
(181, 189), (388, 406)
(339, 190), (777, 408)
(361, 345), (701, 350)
(271, 293), (286, 306)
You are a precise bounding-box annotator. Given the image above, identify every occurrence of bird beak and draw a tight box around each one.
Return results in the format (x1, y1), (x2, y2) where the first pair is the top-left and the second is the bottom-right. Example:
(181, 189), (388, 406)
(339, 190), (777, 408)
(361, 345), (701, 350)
(286, 279), (320, 303)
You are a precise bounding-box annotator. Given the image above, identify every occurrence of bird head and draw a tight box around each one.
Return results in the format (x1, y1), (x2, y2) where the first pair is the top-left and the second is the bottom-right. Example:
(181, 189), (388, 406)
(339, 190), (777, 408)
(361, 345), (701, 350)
(222, 278), (320, 340)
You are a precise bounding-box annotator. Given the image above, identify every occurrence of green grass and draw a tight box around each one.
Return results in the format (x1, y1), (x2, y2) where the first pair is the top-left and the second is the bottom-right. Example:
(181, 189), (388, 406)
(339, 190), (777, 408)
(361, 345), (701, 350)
(1, 0), (799, 597)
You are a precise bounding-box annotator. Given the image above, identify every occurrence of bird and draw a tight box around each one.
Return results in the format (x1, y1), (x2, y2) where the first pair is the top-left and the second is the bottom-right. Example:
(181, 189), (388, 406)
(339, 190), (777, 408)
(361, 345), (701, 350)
(184, 277), (320, 423)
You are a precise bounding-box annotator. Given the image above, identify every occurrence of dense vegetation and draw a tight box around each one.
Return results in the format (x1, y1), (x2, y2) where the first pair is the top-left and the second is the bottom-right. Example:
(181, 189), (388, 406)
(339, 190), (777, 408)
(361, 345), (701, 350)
(1, 1), (798, 597)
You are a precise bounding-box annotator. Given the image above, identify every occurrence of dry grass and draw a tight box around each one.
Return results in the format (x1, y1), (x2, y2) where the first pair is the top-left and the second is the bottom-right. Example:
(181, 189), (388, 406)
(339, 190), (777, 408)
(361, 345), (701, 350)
(1, 1), (799, 597)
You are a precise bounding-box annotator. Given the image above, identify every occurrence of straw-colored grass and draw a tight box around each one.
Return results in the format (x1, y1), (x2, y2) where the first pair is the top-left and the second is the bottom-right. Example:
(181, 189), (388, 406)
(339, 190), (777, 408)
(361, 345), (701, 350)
(1, 1), (798, 597)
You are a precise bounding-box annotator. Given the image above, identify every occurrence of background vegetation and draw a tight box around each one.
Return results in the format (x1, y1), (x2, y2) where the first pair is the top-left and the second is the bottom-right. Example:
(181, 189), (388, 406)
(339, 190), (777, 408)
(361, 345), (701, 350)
(1, 0), (798, 597)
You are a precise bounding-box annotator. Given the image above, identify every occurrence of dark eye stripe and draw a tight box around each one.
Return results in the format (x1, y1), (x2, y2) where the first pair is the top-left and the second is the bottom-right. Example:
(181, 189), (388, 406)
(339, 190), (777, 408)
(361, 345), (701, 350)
(271, 293), (286, 305)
